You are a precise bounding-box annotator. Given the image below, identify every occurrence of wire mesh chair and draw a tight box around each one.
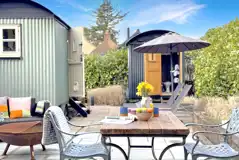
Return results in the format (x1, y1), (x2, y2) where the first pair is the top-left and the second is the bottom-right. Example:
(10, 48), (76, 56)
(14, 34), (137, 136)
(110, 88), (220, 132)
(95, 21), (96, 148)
(184, 108), (239, 160)
(44, 106), (109, 160)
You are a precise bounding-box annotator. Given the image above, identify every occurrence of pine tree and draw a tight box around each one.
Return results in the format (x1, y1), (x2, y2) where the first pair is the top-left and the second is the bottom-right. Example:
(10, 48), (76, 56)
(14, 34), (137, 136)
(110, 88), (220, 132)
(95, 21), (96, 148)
(85, 0), (127, 46)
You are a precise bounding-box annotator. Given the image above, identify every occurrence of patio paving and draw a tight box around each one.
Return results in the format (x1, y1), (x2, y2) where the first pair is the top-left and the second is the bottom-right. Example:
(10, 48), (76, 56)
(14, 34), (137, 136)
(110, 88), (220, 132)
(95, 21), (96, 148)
(0, 105), (223, 160)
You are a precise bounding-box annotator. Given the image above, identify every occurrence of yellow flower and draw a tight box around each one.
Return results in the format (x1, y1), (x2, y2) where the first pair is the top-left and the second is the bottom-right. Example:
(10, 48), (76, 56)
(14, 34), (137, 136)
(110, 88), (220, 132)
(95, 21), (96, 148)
(150, 103), (154, 108)
(136, 91), (142, 96)
(136, 81), (154, 96)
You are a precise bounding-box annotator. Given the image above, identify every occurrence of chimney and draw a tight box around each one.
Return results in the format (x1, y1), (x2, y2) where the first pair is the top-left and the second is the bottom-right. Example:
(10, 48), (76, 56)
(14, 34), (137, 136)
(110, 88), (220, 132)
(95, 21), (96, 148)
(135, 29), (140, 34)
(127, 27), (130, 39)
(104, 30), (110, 41)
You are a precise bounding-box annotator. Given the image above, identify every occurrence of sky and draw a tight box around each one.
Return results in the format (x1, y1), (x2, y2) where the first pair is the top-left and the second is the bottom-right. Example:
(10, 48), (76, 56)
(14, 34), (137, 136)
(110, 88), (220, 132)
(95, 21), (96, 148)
(36, 0), (239, 43)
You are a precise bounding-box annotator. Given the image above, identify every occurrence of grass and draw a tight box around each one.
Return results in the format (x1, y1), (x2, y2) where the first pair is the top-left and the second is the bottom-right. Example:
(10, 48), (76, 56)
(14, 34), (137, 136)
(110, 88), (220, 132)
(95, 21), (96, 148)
(183, 96), (238, 121)
(87, 85), (125, 106)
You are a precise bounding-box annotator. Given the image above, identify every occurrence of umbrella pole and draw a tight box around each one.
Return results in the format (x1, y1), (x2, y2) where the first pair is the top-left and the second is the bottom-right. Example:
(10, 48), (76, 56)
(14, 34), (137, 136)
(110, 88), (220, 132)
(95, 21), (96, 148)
(170, 52), (174, 103)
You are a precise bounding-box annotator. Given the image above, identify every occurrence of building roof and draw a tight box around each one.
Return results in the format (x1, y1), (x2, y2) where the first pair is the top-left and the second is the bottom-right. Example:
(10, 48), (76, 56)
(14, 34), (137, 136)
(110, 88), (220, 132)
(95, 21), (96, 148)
(125, 29), (173, 46)
(0, 0), (70, 29)
(91, 30), (118, 55)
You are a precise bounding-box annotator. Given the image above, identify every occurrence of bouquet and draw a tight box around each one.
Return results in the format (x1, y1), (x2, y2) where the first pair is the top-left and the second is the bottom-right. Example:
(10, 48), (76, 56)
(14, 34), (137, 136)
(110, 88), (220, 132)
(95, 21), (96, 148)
(136, 81), (154, 97)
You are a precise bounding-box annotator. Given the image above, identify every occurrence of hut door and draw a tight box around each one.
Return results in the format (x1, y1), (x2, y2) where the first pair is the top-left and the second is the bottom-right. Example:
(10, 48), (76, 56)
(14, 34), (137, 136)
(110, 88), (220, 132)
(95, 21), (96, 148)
(144, 54), (162, 95)
(68, 28), (85, 98)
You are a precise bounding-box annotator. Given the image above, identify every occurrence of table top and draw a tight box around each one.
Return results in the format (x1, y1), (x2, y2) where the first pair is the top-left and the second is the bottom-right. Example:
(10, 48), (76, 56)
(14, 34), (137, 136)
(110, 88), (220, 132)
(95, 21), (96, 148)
(0, 121), (42, 135)
(100, 109), (189, 137)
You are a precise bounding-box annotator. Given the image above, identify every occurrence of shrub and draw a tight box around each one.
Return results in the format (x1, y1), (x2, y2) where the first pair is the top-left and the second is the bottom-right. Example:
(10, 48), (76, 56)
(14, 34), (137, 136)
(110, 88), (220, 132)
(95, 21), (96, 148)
(188, 18), (239, 98)
(85, 48), (128, 89)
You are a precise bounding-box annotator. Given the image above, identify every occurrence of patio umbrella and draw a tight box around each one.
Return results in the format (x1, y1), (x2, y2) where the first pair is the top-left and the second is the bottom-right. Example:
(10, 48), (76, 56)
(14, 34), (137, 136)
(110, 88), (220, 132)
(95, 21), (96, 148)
(134, 32), (210, 101)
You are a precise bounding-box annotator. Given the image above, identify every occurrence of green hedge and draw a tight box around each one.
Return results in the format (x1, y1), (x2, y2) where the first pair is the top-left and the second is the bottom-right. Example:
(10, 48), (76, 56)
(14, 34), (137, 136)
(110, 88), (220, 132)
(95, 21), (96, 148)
(85, 48), (128, 89)
(188, 18), (239, 98)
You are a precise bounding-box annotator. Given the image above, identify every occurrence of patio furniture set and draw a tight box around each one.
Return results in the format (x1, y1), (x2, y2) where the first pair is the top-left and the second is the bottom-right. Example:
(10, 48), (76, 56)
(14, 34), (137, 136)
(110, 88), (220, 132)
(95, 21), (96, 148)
(41, 105), (239, 160)
(1, 83), (239, 160)
(39, 83), (239, 160)
(0, 83), (237, 160)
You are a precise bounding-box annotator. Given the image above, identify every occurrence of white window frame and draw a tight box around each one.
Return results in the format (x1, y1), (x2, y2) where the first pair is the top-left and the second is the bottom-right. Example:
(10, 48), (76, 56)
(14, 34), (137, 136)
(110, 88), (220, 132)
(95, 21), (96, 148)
(0, 24), (21, 58)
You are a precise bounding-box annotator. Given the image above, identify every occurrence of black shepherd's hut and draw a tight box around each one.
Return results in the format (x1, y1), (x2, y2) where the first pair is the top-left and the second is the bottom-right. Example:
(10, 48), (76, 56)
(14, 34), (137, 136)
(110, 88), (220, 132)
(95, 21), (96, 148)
(125, 30), (185, 99)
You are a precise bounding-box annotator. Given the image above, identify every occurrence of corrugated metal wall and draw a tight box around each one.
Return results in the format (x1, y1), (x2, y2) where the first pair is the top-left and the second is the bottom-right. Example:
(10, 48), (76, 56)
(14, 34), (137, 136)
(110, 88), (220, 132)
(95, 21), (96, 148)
(55, 21), (69, 105)
(128, 44), (144, 99)
(0, 18), (57, 104)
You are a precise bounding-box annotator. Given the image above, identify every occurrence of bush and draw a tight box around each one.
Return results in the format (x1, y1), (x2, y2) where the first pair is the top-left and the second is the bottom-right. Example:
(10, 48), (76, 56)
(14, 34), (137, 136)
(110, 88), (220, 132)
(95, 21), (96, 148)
(188, 18), (239, 98)
(85, 48), (128, 89)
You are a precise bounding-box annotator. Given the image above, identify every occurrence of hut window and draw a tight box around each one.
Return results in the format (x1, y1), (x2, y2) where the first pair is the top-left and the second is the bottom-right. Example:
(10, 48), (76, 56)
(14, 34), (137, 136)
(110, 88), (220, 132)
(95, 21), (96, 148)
(0, 25), (21, 58)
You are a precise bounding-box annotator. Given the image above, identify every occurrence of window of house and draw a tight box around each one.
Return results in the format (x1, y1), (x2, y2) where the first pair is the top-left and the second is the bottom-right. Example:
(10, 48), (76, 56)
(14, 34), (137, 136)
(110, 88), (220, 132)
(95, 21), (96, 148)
(0, 25), (21, 58)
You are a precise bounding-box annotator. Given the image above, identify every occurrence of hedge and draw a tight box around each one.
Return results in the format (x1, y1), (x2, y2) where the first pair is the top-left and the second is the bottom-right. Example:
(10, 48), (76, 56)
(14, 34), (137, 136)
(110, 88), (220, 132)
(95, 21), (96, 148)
(188, 18), (239, 98)
(85, 48), (128, 89)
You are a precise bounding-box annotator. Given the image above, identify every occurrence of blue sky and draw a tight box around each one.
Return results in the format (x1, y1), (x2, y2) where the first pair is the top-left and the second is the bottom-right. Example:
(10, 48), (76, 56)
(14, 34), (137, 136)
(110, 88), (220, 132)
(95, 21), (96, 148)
(36, 0), (239, 43)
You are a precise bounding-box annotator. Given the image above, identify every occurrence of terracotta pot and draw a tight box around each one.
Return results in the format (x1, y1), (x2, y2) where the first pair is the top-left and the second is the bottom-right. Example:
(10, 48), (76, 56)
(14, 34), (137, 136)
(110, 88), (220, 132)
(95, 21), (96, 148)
(136, 112), (152, 121)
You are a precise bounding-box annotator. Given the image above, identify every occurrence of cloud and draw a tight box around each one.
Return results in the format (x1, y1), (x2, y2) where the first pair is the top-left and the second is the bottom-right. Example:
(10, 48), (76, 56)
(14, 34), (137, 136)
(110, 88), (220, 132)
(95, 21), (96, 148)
(55, 0), (92, 12)
(129, 0), (205, 27)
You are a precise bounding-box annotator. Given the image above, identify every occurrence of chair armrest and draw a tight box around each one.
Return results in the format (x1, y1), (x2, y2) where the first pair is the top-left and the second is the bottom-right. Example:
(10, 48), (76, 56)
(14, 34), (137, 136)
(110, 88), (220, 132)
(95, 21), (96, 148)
(57, 127), (100, 137)
(192, 130), (239, 140)
(67, 121), (101, 128)
(190, 130), (239, 154)
(185, 120), (229, 128)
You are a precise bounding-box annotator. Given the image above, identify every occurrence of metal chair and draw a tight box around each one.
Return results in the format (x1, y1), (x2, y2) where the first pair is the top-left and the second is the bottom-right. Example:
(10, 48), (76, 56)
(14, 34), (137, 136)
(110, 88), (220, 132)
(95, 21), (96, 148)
(184, 108), (239, 160)
(44, 106), (109, 160)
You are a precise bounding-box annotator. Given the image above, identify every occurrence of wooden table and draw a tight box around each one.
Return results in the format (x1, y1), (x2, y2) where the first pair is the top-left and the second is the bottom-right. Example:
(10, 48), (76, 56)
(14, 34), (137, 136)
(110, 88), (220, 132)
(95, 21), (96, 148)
(0, 121), (45, 160)
(100, 109), (189, 160)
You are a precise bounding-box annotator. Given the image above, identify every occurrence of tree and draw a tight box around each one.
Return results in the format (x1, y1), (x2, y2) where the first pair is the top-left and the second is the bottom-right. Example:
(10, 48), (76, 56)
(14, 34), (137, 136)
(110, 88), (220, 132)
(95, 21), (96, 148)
(187, 18), (239, 98)
(85, 0), (127, 46)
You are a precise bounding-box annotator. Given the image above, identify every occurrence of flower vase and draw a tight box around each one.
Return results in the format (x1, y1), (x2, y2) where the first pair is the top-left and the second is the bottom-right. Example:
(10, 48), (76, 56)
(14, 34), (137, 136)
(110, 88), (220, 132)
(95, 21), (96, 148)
(141, 97), (152, 108)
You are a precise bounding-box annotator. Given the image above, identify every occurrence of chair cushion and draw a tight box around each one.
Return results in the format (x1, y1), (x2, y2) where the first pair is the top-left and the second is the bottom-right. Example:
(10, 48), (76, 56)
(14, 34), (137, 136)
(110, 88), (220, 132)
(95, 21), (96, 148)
(0, 97), (9, 118)
(31, 100), (50, 117)
(9, 97), (32, 119)
(185, 143), (239, 158)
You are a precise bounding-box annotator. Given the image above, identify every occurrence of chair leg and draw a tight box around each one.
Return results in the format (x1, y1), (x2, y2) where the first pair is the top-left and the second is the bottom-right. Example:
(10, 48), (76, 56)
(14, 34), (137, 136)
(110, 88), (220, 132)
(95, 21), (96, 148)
(184, 147), (189, 160)
(2, 144), (10, 156)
